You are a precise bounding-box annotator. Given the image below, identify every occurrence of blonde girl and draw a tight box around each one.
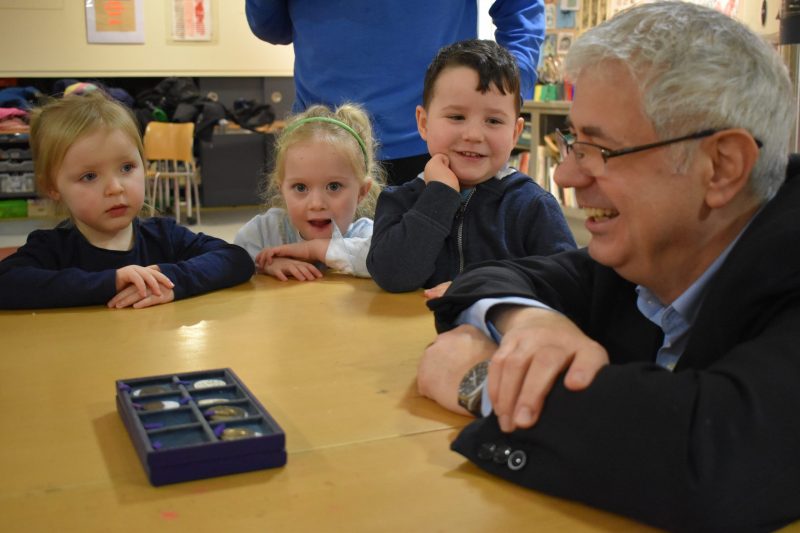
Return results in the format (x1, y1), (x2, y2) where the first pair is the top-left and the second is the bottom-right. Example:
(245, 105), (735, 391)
(234, 103), (383, 281)
(0, 91), (254, 309)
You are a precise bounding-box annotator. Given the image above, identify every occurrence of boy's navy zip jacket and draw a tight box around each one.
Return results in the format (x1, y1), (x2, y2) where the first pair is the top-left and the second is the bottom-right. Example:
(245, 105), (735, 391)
(367, 169), (576, 292)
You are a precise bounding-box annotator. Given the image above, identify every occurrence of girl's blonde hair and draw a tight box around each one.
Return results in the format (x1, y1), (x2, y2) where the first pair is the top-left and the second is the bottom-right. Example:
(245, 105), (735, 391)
(263, 103), (384, 219)
(29, 91), (144, 195)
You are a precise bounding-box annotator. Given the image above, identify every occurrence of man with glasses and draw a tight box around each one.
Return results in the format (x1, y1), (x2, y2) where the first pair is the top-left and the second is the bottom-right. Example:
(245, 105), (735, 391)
(416, 2), (800, 530)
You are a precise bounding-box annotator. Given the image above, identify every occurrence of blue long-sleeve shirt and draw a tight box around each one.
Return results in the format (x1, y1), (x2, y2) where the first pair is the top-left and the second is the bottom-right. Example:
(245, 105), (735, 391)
(245, 0), (545, 160)
(0, 217), (254, 309)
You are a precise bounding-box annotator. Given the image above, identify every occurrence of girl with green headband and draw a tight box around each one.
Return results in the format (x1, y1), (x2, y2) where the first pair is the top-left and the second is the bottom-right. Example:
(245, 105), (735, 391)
(235, 103), (384, 280)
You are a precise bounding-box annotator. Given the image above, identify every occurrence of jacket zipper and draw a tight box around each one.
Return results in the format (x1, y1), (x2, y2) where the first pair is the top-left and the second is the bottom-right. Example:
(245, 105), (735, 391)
(456, 188), (476, 273)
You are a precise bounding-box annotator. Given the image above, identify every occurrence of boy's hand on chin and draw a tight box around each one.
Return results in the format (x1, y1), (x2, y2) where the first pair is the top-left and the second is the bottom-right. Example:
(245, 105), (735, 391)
(424, 153), (460, 191)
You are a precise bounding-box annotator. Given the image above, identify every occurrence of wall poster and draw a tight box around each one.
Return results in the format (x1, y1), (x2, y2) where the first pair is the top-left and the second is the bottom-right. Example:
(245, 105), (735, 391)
(172, 0), (212, 41)
(85, 0), (144, 44)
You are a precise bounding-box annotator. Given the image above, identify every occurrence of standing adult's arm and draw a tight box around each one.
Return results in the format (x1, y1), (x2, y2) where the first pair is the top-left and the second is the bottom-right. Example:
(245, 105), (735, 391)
(245, 0), (293, 44)
(490, 0), (546, 99)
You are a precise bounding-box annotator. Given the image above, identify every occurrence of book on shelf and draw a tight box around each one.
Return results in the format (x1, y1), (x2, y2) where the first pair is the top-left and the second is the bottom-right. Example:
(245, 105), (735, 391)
(533, 81), (574, 102)
(535, 145), (548, 189)
(508, 150), (531, 175)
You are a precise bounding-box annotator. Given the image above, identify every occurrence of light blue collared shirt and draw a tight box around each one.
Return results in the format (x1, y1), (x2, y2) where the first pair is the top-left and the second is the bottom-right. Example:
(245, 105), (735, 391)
(634, 214), (757, 370)
(635, 239), (735, 370)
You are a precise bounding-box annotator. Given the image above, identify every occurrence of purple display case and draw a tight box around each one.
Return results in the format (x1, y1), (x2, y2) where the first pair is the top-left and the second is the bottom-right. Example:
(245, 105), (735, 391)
(116, 368), (286, 486)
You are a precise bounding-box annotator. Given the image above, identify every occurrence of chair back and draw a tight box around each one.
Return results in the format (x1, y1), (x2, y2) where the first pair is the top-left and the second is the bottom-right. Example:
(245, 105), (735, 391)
(143, 122), (195, 163)
(142, 121), (202, 223)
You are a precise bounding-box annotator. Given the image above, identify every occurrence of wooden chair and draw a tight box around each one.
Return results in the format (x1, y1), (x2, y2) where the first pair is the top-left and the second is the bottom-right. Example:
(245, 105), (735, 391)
(143, 122), (201, 224)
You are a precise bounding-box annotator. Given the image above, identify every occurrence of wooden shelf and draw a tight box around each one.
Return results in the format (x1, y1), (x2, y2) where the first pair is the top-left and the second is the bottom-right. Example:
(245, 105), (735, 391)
(522, 100), (572, 113)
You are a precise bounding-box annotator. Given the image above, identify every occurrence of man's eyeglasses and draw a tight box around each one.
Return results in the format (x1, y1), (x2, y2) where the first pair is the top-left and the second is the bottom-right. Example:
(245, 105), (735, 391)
(554, 128), (763, 174)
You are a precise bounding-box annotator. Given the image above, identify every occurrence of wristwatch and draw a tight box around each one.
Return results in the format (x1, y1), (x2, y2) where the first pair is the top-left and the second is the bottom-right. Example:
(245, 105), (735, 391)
(457, 360), (490, 416)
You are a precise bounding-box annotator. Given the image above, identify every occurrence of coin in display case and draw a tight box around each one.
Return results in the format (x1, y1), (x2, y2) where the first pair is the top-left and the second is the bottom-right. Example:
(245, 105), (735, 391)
(205, 405), (248, 421)
(220, 427), (263, 441)
(132, 384), (173, 397)
(141, 400), (181, 411)
(193, 379), (227, 389)
(196, 398), (230, 406)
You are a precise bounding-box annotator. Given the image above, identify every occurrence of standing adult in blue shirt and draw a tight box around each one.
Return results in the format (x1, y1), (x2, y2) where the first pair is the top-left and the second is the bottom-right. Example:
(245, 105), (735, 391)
(245, 0), (544, 185)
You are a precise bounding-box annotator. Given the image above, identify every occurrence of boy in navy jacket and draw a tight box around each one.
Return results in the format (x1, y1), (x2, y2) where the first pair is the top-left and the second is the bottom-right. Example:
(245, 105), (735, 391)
(367, 40), (574, 293)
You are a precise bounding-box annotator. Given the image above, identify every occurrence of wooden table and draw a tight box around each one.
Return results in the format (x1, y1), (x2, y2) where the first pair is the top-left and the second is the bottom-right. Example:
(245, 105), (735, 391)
(0, 275), (658, 532)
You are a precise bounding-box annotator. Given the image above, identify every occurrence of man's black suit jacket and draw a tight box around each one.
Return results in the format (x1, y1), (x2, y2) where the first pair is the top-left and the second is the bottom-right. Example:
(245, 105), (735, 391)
(428, 156), (800, 532)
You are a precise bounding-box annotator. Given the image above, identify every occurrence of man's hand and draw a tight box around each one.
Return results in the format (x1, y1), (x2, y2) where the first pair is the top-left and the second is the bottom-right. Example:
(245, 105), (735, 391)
(417, 324), (497, 415)
(109, 265), (175, 309)
(261, 256), (323, 281)
(488, 306), (609, 432)
(423, 281), (452, 300)
(255, 240), (330, 270)
(423, 153), (460, 191)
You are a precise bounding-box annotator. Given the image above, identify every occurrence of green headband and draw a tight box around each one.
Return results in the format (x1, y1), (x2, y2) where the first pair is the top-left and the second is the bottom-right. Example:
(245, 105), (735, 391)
(282, 116), (369, 170)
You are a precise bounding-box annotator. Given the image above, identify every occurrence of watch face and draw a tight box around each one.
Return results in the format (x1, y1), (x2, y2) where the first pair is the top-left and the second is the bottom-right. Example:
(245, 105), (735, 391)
(458, 361), (489, 397)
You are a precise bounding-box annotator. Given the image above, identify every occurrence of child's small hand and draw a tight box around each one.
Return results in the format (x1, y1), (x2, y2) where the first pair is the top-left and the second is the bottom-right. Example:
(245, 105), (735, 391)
(424, 153), (459, 191)
(109, 265), (175, 309)
(256, 240), (329, 269)
(255, 247), (278, 271)
(423, 281), (452, 300)
(108, 283), (175, 309)
(262, 257), (323, 281)
(114, 264), (174, 296)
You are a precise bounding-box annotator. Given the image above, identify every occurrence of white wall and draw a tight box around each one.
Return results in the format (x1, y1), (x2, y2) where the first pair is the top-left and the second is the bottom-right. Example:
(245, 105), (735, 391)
(739, 0), (780, 39)
(0, 0), (294, 77)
